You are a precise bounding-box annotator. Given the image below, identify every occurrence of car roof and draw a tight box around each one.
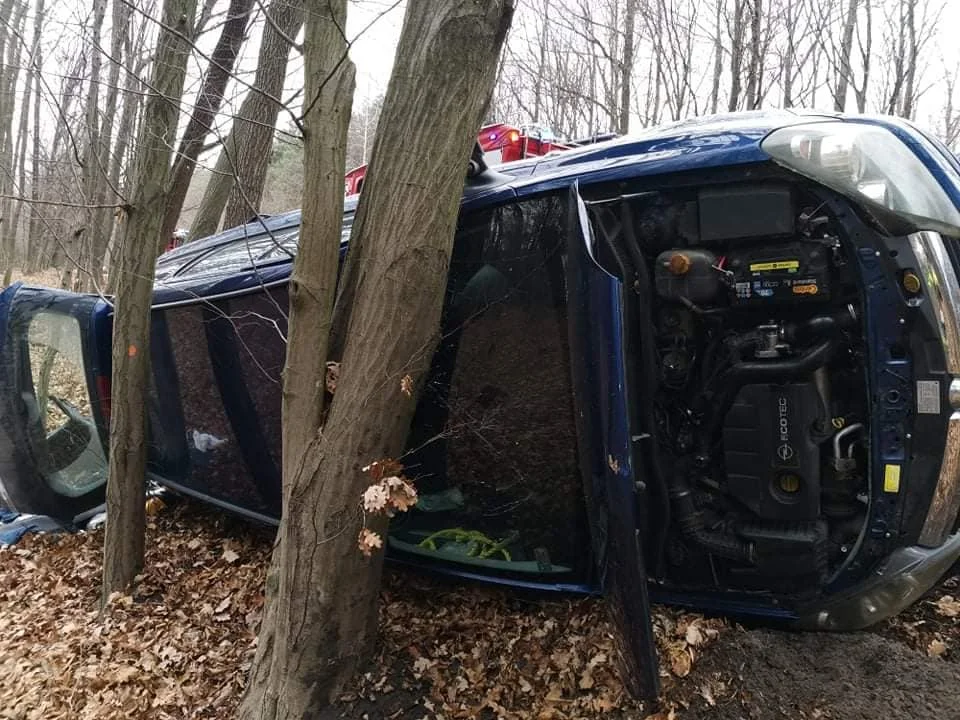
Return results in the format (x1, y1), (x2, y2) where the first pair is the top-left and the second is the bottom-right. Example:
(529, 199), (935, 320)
(153, 109), (844, 296)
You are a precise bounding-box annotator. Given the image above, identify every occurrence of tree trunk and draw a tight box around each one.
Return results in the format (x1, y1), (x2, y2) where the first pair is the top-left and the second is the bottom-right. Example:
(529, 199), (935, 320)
(101, 0), (197, 603)
(239, 0), (513, 716)
(745, 0), (763, 110)
(727, 0), (746, 111)
(710, 0), (723, 113)
(25, 0), (44, 271)
(900, 0), (917, 118)
(833, 0), (859, 112)
(618, 0), (636, 134)
(161, 0), (254, 241)
(3, 0), (37, 285)
(87, 0), (133, 284)
(189, 146), (235, 240)
(0, 0), (25, 280)
(77, 0), (107, 290)
(218, 0), (302, 230)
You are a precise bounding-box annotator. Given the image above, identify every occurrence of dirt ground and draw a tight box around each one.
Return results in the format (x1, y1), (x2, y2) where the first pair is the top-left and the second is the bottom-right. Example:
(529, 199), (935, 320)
(3, 499), (960, 719)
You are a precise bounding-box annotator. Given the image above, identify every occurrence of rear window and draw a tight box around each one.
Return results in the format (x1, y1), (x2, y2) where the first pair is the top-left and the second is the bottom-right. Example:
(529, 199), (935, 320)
(181, 229), (299, 279)
(25, 312), (106, 497)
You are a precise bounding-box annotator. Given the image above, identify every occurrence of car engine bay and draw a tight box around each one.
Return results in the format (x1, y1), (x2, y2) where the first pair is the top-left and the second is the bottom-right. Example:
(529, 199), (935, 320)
(587, 179), (883, 596)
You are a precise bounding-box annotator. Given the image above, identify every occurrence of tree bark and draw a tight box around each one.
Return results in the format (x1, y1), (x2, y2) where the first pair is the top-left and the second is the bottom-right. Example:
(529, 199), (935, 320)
(833, 0), (859, 112)
(744, 0), (762, 109)
(217, 0), (302, 231)
(2, 0), (32, 284)
(77, 0), (107, 290)
(25, 0), (43, 270)
(239, 0), (514, 716)
(0, 0), (26, 280)
(710, 0), (723, 113)
(161, 0), (254, 241)
(189, 145), (235, 240)
(727, 0), (746, 111)
(101, 0), (197, 603)
(618, 0), (636, 134)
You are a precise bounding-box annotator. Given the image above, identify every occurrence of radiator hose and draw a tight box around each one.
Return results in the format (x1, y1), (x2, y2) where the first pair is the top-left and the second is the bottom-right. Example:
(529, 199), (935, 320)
(669, 461), (755, 563)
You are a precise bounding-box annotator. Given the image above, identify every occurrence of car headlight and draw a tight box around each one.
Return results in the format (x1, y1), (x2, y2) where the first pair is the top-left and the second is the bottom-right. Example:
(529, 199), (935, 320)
(762, 121), (960, 231)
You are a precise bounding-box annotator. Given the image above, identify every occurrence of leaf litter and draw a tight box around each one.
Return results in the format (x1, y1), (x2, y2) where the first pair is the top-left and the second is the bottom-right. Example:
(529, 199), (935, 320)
(3, 496), (960, 719)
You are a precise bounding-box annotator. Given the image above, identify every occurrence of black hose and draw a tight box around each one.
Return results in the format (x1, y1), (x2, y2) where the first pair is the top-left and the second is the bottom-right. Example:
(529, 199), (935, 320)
(701, 337), (838, 454)
(727, 338), (836, 380)
(669, 463), (755, 563)
(785, 306), (857, 344)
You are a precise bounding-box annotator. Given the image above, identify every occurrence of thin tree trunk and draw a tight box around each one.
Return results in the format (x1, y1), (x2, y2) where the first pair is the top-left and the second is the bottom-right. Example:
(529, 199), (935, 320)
(833, 0), (859, 112)
(618, 0), (636, 134)
(219, 0), (302, 230)
(3, 0), (37, 284)
(189, 146), (235, 239)
(239, 0), (513, 716)
(189, 0), (302, 238)
(744, 0), (762, 108)
(77, 0), (107, 290)
(0, 0), (26, 279)
(728, 0), (746, 111)
(87, 0), (133, 283)
(161, 0), (254, 241)
(901, 0), (917, 118)
(101, 0), (197, 603)
(710, 0), (723, 113)
(26, 0), (45, 271)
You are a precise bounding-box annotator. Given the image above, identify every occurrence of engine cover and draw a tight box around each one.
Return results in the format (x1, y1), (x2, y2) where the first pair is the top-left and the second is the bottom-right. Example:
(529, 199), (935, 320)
(723, 382), (823, 521)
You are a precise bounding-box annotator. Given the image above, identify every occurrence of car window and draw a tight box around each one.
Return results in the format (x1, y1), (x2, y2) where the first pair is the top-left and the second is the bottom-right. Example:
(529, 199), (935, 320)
(396, 194), (592, 581)
(25, 312), (106, 497)
(181, 229), (299, 278)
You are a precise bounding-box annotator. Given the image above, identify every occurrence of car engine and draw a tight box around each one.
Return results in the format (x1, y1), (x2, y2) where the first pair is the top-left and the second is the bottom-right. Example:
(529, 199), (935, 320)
(589, 180), (870, 592)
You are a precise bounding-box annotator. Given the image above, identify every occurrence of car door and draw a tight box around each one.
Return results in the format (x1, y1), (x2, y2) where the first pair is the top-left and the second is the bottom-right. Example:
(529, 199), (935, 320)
(0, 283), (111, 522)
(563, 184), (660, 700)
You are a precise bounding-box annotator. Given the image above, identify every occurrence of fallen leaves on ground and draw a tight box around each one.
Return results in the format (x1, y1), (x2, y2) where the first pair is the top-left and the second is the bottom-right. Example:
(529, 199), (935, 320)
(0, 504), (271, 719)
(0, 498), (733, 719)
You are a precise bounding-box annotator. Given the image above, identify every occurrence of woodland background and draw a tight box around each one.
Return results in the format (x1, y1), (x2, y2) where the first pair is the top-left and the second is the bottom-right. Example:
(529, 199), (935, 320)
(0, 0), (957, 288)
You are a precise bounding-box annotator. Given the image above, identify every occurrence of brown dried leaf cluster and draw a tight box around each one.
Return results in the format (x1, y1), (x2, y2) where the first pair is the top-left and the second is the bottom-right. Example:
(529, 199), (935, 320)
(880, 573), (960, 661)
(340, 575), (728, 719)
(0, 505), (270, 719)
(1, 500), (735, 719)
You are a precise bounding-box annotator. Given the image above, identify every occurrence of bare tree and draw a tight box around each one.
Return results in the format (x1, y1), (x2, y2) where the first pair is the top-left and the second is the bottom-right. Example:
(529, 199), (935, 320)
(0, 0), (27, 278)
(239, 0), (514, 715)
(189, 0), (303, 240)
(160, 0), (255, 241)
(102, 0), (197, 601)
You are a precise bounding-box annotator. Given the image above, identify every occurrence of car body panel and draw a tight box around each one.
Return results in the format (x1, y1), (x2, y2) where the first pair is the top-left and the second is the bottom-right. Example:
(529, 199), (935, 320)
(3, 110), (960, 643)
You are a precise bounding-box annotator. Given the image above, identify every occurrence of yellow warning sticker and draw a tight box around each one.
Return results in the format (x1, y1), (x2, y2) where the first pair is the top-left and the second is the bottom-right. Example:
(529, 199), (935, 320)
(884, 464), (901, 493)
(750, 260), (799, 272)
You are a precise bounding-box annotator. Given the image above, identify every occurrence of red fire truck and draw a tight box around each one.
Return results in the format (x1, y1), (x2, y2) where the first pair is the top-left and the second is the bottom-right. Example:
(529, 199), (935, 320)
(344, 123), (575, 196)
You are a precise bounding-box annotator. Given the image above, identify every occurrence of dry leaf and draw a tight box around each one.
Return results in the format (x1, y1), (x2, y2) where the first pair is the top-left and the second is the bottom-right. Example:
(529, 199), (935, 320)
(325, 361), (340, 394)
(400, 374), (413, 397)
(928, 639), (948, 657)
(669, 647), (692, 677)
(685, 623), (704, 647)
(933, 595), (960, 618)
(358, 528), (383, 557)
(145, 496), (166, 516)
(222, 548), (240, 564)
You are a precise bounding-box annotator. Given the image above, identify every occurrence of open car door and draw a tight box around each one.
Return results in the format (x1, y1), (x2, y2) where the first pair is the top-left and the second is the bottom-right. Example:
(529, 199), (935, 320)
(0, 283), (111, 522)
(564, 184), (660, 700)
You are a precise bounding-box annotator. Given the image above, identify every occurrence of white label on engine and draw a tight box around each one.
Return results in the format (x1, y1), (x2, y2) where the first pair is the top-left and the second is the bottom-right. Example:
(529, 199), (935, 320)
(917, 380), (941, 415)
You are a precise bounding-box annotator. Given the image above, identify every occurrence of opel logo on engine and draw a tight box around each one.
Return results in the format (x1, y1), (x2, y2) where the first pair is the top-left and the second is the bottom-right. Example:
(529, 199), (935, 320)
(777, 443), (795, 461)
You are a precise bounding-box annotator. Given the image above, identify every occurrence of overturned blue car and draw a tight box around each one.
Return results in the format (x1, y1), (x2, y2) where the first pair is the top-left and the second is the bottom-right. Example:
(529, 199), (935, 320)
(4, 110), (960, 650)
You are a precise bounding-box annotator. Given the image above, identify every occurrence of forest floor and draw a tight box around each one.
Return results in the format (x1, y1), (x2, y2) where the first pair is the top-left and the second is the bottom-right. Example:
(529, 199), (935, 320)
(2, 499), (960, 720)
